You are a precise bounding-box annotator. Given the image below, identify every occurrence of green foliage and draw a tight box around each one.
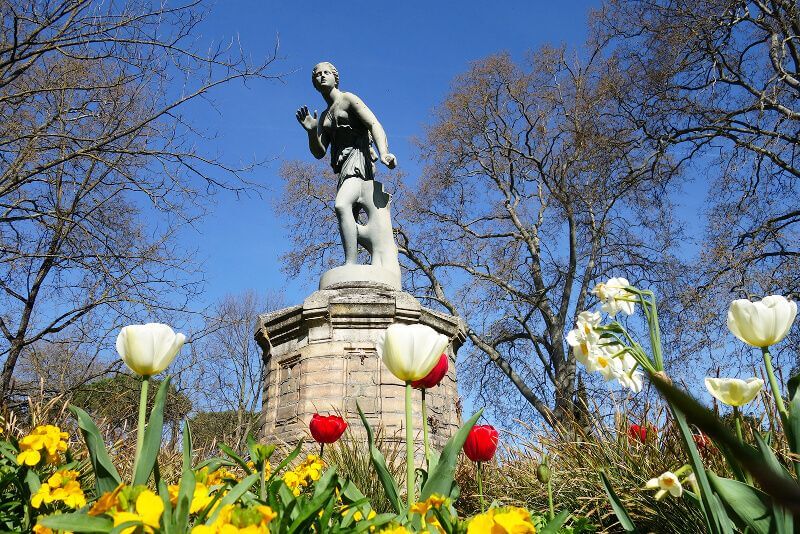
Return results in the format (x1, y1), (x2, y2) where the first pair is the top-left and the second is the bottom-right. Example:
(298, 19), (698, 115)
(72, 374), (191, 432)
(189, 410), (261, 452)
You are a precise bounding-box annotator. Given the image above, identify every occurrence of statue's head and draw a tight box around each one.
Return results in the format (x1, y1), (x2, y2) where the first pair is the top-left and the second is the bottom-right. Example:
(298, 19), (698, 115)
(312, 62), (339, 91)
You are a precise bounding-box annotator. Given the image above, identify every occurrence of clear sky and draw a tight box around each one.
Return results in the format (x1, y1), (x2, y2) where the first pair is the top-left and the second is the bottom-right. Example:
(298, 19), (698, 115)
(181, 0), (608, 308)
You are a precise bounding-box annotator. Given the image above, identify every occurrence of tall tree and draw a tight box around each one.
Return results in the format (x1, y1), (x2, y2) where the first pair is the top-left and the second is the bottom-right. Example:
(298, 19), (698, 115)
(0, 0), (280, 403)
(278, 48), (683, 425)
(597, 0), (800, 297)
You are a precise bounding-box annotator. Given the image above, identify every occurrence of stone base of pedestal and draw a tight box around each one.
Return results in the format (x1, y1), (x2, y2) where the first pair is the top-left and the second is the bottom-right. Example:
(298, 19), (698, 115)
(255, 281), (464, 454)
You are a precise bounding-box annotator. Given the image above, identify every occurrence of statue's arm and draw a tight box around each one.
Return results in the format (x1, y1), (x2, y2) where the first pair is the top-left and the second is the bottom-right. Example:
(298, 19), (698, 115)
(345, 93), (397, 168)
(296, 105), (328, 159)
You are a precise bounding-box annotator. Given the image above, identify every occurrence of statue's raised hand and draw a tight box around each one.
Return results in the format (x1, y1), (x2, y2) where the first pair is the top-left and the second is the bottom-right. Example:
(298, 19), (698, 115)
(295, 106), (318, 131)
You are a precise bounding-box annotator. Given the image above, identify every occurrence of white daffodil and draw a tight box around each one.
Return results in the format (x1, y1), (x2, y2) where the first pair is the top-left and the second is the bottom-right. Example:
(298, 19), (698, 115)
(116, 323), (185, 377)
(645, 471), (683, 500)
(727, 295), (797, 348)
(592, 277), (636, 316)
(704, 377), (764, 407)
(566, 311), (602, 365)
(376, 323), (449, 382)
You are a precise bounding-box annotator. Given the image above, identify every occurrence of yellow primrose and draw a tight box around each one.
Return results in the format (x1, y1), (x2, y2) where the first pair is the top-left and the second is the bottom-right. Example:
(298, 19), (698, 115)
(30, 469), (85, 509)
(16, 425), (69, 466)
(195, 503), (276, 533)
(89, 484), (124, 516)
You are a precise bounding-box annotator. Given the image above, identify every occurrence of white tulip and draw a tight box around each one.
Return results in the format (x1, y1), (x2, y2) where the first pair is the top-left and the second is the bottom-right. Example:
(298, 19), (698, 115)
(704, 377), (764, 407)
(116, 323), (186, 377)
(592, 277), (636, 316)
(727, 295), (796, 348)
(376, 323), (449, 382)
(645, 471), (683, 500)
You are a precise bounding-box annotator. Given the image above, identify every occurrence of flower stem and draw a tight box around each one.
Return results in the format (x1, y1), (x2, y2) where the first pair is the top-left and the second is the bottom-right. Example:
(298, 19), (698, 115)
(762, 347), (789, 426)
(421, 389), (430, 469)
(132, 376), (149, 482)
(405, 381), (415, 505)
(320, 442), (325, 458)
(733, 407), (753, 485)
(547, 475), (554, 520)
(477, 462), (485, 512)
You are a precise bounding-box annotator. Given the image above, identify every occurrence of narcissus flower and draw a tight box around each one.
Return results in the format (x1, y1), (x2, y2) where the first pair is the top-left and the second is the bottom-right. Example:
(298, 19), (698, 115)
(463, 425), (499, 463)
(645, 471), (683, 500)
(727, 295), (797, 348)
(704, 377), (764, 407)
(592, 277), (636, 316)
(309, 414), (348, 444)
(376, 323), (449, 382)
(411, 353), (449, 389)
(116, 323), (186, 376)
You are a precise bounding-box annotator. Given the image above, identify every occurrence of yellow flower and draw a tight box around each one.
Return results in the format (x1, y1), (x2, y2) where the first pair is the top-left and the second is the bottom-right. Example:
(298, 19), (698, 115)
(111, 490), (164, 534)
(197, 503), (276, 533)
(89, 484), (124, 516)
(16, 425), (69, 466)
(468, 507), (536, 533)
(190, 483), (214, 514)
(379, 527), (411, 534)
(30, 469), (85, 509)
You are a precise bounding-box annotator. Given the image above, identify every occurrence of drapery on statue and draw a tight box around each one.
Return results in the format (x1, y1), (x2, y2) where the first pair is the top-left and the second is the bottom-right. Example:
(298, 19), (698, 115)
(296, 62), (402, 289)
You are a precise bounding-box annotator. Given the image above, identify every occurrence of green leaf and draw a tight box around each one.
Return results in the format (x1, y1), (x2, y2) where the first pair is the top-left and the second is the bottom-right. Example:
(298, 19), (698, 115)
(174, 421), (196, 534)
(539, 510), (571, 534)
(38, 513), (113, 532)
(356, 400), (402, 514)
(599, 470), (637, 533)
(133, 376), (170, 486)
(219, 443), (251, 472)
(69, 404), (122, 495)
(205, 473), (259, 524)
(651, 374), (800, 524)
(287, 483), (336, 533)
(707, 473), (775, 534)
(420, 408), (483, 501)
(785, 374), (800, 469)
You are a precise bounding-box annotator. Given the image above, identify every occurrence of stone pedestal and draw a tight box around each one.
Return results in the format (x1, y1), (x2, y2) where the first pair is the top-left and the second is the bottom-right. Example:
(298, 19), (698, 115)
(255, 281), (464, 453)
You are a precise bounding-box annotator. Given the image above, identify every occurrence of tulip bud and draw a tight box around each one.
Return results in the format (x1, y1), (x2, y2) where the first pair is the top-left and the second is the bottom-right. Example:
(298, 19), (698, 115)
(536, 462), (551, 484)
(727, 295), (796, 348)
(309, 414), (348, 444)
(115, 323), (185, 377)
(463, 425), (499, 463)
(410, 354), (449, 389)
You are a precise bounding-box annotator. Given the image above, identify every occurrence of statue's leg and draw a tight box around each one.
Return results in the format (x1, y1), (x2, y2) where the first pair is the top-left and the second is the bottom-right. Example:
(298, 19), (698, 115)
(334, 177), (363, 264)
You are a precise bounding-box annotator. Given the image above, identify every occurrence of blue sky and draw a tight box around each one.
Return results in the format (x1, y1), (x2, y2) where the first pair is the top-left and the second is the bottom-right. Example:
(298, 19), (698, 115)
(181, 0), (609, 307)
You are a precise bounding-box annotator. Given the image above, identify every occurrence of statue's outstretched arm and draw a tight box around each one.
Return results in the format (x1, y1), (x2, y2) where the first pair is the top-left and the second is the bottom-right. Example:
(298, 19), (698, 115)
(296, 105), (327, 159)
(346, 93), (397, 168)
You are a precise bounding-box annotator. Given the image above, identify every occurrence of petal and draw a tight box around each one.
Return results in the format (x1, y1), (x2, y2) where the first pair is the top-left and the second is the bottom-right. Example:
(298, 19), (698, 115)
(727, 299), (754, 346)
(382, 324), (415, 381)
(153, 330), (185, 374)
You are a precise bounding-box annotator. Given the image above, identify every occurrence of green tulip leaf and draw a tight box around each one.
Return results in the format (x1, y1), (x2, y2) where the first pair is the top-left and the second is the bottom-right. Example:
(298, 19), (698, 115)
(356, 400), (403, 514)
(174, 420), (196, 534)
(133, 376), (170, 486)
(707, 473), (778, 534)
(69, 404), (122, 495)
(420, 408), (483, 501)
(651, 374), (800, 518)
(539, 510), (571, 534)
(786, 375), (800, 468)
(38, 513), (113, 532)
(599, 470), (637, 533)
(218, 443), (251, 473)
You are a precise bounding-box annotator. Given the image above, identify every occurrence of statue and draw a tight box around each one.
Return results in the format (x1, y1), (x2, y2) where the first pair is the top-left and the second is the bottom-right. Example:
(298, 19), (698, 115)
(296, 62), (402, 289)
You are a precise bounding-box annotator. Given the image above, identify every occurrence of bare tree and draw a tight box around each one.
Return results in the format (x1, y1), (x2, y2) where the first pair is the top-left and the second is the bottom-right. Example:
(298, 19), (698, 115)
(0, 0), (281, 403)
(278, 49), (683, 426)
(189, 290), (284, 451)
(596, 0), (800, 297)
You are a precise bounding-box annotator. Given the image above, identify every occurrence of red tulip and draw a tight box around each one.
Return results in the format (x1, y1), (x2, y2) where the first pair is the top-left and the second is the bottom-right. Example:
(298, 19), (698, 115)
(309, 414), (348, 444)
(411, 354), (449, 389)
(463, 425), (499, 462)
(627, 424), (653, 443)
(693, 432), (711, 450)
